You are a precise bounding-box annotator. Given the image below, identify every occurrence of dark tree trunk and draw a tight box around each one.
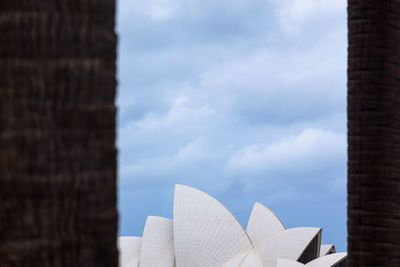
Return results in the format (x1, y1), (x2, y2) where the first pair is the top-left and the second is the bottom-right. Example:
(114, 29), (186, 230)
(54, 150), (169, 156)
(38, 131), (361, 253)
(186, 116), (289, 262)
(0, 1), (118, 266)
(348, 0), (400, 266)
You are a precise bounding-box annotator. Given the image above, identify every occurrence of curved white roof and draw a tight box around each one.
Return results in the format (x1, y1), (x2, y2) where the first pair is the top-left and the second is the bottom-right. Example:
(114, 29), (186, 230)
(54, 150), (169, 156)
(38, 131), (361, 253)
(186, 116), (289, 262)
(222, 248), (264, 267)
(277, 252), (347, 267)
(306, 252), (347, 267)
(239, 249), (263, 267)
(140, 216), (174, 267)
(118, 236), (141, 267)
(157, 245), (176, 267)
(277, 258), (304, 267)
(222, 249), (252, 267)
(173, 184), (253, 267)
(255, 227), (321, 267)
(246, 202), (286, 245)
(319, 244), (336, 257)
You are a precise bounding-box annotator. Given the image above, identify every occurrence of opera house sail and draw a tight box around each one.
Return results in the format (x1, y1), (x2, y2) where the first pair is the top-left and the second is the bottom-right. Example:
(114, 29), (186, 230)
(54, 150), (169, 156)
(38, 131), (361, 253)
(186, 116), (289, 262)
(119, 185), (347, 267)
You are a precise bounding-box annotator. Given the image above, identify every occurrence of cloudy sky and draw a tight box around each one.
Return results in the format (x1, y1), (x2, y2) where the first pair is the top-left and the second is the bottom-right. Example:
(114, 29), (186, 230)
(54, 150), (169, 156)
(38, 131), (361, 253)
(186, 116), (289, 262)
(117, 0), (347, 251)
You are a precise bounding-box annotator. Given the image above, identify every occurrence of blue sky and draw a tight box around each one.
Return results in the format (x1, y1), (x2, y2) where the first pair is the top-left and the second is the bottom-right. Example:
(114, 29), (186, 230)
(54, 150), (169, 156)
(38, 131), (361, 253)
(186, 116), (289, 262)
(116, 0), (347, 251)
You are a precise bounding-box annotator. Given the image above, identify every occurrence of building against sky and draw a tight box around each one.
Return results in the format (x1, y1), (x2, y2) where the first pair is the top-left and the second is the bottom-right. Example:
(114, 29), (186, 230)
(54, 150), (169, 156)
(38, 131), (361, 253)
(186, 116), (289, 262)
(119, 185), (347, 267)
(117, 0), (347, 252)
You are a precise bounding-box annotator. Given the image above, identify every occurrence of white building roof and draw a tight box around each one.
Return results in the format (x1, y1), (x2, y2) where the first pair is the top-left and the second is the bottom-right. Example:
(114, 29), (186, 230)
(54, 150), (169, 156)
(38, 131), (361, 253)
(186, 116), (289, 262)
(256, 227), (321, 267)
(239, 249), (264, 267)
(246, 202), (286, 245)
(119, 184), (346, 267)
(140, 216), (174, 267)
(305, 252), (347, 267)
(319, 244), (336, 257)
(277, 252), (347, 267)
(173, 184), (253, 267)
(157, 246), (176, 267)
(222, 249), (252, 267)
(118, 236), (141, 267)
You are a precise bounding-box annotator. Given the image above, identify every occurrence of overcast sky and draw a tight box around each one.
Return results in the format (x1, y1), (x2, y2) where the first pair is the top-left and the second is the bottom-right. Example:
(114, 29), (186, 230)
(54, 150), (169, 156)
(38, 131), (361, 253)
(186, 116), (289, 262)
(117, 0), (347, 251)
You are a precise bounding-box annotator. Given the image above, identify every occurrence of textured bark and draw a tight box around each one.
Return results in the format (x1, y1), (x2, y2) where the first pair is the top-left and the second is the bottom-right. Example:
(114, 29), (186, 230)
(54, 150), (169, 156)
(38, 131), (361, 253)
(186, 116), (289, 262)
(348, 0), (400, 266)
(0, 1), (118, 267)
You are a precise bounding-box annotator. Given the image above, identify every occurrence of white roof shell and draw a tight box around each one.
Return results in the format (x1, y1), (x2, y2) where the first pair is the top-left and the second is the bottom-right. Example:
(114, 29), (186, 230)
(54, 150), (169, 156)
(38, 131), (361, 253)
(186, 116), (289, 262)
(255, 227), (321, 267)
(119, 184), (346, 267)
(246, 202), (286, 245)
(118, 236), (141, 267)
(319, 244), (336, 257)
(239, 250), (263, 267)
(277, 252), (347, 267)
(222, 249), (252, 267)
(306, 252), (347, 267)
(173, 184), (253, 267)
(140, 216), (174, 267)
(157, 247), (176, 267)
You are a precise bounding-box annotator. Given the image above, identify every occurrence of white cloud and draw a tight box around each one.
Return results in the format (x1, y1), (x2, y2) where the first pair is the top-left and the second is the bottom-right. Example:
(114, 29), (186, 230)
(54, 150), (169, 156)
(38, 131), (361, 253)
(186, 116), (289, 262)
(121, 139), (212, 178)
(272, 0), (346, 36)
(227, 128), (346, 174)
(187, 32), (346, 124)
(119, 0), (180, 22)
(127, 95), (215, 132)
(118, 95), (219, 166)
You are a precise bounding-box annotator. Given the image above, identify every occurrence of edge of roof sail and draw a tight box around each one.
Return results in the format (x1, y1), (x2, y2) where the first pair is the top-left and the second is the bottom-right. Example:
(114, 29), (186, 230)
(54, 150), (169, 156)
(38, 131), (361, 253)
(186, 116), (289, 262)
(118, 236), (141, 267)
(269, 252), (347, 267)
(157, 243), (176, 267)
(297, 228), (321, 263)
(239, 249), (264, 267)
(319, 244), (336, 257)
(221, 248), (252, 267)
(139, 216), (174, 267)
(246, 202), (286, 245)
(173, 184), (253, 267)
(255, 227), (322, 267)
(305, 252), (347, 267)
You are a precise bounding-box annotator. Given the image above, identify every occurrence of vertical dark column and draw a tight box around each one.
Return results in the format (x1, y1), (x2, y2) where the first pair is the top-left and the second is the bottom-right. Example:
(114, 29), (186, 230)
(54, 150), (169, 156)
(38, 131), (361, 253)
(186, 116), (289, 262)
(0, 1), (118, 266)
(348, 0), (400, 266)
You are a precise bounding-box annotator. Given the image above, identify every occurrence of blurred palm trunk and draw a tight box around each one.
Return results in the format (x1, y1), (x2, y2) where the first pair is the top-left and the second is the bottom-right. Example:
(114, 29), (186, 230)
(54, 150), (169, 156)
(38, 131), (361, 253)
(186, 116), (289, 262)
(348, 0), (400, 266)
(0, 1), (118, 266)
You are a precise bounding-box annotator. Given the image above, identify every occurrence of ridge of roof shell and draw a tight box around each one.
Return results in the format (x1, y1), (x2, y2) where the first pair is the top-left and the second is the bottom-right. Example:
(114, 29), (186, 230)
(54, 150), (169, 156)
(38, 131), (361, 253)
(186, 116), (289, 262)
(118, 236), (141, 267)
(221, 249), (252, 267)
(255, 227), (322, 267)
(173, 184), (253, 267)
(140, 216), (174, 267)
(174, 184), (251, 238)
(238, 249), (264, 267)
(305, 252), (347, 267)
(246, 202), (286, 246)
(277, 252), (347, 267)
(319, 244), (336, 257)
